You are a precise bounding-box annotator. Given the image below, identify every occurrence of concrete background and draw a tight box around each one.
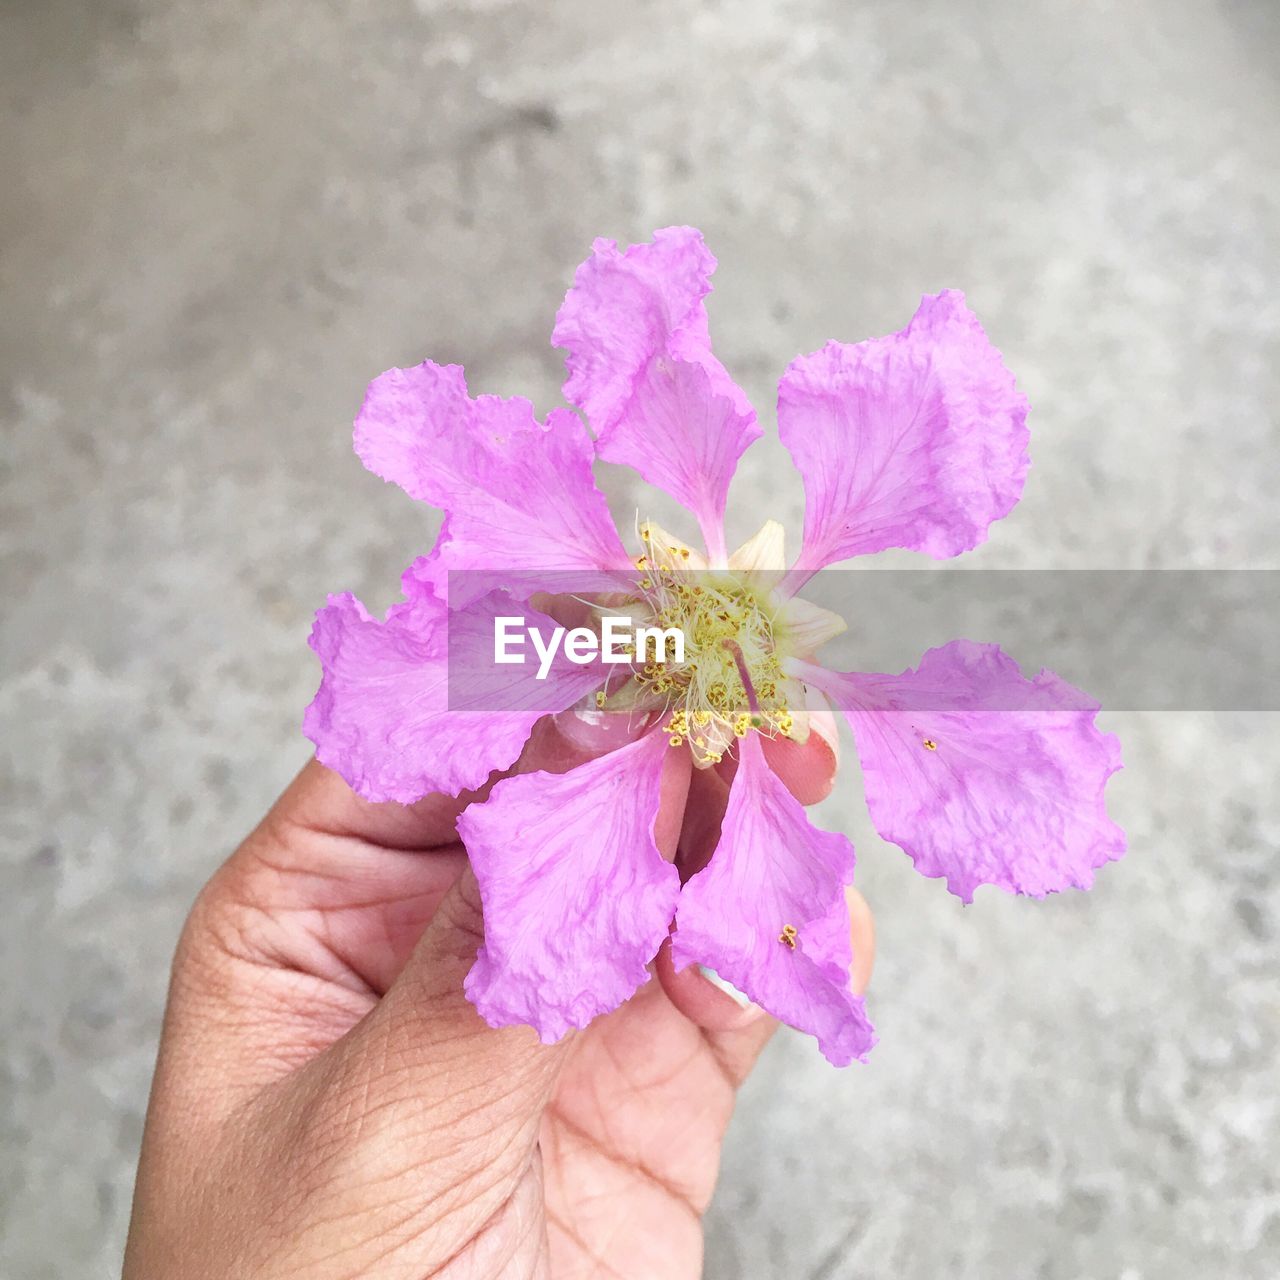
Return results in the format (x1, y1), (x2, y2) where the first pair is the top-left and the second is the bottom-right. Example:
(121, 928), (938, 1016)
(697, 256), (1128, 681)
(2, 1), (1277, 1276)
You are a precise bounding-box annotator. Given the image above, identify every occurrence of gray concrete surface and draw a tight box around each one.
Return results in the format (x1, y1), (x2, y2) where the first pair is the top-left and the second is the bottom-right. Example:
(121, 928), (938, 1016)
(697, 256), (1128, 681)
(2, 1), (1278, 1276)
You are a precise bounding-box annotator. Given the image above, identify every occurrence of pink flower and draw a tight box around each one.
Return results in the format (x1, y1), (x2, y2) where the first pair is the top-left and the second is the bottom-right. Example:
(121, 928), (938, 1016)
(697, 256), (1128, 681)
(304, 228), (1125, 1066)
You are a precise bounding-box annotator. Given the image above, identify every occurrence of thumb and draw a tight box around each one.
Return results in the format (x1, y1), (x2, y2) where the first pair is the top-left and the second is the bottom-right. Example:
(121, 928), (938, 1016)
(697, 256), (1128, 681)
(294, 855), (562, 1275)
(365, 857), (567, 1115)
(312, 711), (681, 1243)
(228, 866), (560, 1280)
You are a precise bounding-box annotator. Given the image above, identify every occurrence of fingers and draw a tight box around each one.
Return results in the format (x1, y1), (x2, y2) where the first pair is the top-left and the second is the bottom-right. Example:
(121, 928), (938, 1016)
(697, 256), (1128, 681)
(760, 703), (840, 805)
(274, 756), (481, 851)
(846, 884), (876, 995)
(655, 935), (774, 1034)
(168, 703), (855, 1138)
(654, 885), (875, 1081)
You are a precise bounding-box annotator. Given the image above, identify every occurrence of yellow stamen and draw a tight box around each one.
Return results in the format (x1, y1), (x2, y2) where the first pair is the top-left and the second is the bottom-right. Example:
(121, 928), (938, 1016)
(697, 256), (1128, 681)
(620, 526), (804, 766)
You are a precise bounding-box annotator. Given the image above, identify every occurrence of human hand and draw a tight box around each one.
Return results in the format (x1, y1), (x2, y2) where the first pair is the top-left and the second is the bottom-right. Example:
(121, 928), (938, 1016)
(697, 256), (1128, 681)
(123, 720), (874, 1279)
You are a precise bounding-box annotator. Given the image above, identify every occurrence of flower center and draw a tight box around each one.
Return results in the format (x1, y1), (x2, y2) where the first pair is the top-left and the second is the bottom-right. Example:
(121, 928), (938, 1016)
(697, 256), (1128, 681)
(618, 525), (794, 766)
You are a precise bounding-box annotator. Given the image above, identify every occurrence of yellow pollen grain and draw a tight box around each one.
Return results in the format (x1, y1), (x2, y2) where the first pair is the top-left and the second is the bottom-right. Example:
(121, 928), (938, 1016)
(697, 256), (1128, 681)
(779, 924), (798, 949)
(923, 738), (938, 750)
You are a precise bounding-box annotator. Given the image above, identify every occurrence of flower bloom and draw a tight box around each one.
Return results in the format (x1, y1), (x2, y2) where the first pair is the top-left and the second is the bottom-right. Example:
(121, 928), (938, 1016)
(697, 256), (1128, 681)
(305, 227), (1125, 1065)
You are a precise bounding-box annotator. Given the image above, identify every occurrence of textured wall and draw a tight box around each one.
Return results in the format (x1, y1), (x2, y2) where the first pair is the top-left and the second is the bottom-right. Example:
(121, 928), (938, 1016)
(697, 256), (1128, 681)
(2, 1), (1277, 1277)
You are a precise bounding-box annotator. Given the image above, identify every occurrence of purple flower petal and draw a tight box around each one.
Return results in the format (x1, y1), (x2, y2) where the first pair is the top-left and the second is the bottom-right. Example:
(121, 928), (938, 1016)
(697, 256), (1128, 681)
(303, 589), (601, 803)
(604, 357), (760, 559)
(397, 523), (452, 602)
(354, 360), (629, 580)
(553, 228), (760, 557)
(672, 735), (876, 1066)
(778, 291), (1029, 572)
(804, 641), (1126, 903)
(459, 731), (681, 1042)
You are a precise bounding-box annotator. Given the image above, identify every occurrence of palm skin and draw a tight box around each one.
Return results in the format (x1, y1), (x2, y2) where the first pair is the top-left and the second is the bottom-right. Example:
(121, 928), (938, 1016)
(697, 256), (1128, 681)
(125, 726), (869, 1280)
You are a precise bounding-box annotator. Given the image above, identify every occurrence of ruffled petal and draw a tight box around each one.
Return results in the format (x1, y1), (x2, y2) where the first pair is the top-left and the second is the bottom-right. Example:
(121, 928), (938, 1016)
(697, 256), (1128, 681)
(303, 589), (602, 803)
(671, 734), (876, 1066)
(459, 731), (681, 1041)
(354, 360), (629, 581)
(398, 519), (452, 602)
(778, 291), (1029, 572)
(801, 641), (1126, 903)
(553, 228), (760, 557)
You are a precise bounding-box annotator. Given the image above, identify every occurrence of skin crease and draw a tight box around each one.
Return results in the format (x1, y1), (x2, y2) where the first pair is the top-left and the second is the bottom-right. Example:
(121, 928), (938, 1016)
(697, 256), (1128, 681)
(123, 719), (874, 1280)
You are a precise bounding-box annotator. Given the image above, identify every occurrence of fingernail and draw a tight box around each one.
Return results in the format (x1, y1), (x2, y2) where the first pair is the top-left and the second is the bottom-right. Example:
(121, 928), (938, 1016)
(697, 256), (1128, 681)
(552, 699), (646, 753)
(697, 965), (752, 1009)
